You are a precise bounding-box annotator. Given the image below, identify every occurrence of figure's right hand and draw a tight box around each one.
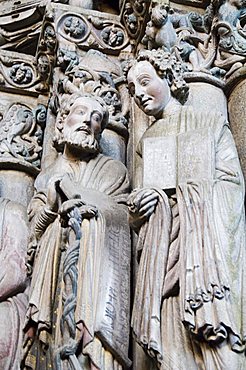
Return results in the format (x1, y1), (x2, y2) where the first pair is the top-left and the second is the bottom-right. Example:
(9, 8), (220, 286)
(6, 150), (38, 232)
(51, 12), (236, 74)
(46, 175), (62, 213)
(127, 188), (159, 229)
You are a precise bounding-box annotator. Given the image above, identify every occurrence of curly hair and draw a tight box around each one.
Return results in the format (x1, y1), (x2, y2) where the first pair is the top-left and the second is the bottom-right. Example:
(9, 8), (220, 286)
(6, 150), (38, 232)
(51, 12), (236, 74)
(126, 48), (189, 105)
(53, 92), (109, 151)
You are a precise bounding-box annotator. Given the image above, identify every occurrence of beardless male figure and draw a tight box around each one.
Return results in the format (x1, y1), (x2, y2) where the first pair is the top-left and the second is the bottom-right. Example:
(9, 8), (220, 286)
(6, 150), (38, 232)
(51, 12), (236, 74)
(127, 49), (246, 370)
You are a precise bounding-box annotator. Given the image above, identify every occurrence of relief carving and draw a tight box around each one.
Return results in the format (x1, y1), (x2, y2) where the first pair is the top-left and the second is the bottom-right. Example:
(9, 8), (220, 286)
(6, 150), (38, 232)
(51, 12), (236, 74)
(0, 103), (46, 173)
(121, 0), (151, 46)
(54, 5), (129, 55)
(0, 0), (46, 55)
(206, 0), (246, 76)
(22, 92), (131, 370)
(126, 48), (246, 369)
(0, 1), (243, 369)
(0, 199), (29, 370)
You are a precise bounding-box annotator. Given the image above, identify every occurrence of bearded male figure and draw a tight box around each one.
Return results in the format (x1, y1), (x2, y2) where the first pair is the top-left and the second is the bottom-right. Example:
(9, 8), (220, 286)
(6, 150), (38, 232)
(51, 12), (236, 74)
(127, 49), (246, 370)
(23, 93), (131, 370)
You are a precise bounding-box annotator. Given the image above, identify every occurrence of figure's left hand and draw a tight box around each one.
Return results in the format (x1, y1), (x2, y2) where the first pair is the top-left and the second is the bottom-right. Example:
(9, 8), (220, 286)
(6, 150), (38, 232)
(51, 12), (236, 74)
(59, 199), (98, 221)
(79, 204), (98, 219)
(59, 199), (85, 219)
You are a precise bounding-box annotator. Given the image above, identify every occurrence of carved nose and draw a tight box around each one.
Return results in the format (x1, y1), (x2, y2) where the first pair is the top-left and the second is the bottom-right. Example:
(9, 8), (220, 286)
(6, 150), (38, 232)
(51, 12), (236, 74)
(135, 86), (144, 99)
(83, 112), (91, 125)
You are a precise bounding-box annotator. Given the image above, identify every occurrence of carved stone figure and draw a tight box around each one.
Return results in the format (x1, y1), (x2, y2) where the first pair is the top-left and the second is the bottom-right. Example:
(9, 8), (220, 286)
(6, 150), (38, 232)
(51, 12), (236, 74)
(22, 93), (131, 370)
(0, 199), (29, 370)
(206, 0), (246, 75)
(0, 103), (45, 171)
(127, 49), (246, 369)
(142, 4), (203, 72)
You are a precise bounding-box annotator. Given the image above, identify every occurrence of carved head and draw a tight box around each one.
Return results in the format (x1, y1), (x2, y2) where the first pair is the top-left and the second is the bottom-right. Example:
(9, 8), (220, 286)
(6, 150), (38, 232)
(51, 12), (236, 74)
(126, 49), (189, 118)
(54, 93), (109, 153)
(151, 4), (168, 27)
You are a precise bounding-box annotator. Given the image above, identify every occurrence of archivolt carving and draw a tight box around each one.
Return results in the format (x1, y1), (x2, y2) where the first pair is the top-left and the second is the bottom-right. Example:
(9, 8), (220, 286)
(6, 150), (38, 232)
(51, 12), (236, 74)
(56, 7), (129, 54)
(0, 0), (46, 55)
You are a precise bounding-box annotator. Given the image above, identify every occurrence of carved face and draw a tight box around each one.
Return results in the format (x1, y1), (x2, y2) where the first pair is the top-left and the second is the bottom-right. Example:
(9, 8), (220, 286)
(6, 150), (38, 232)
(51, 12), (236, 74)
(64, 96), (103, 136)
(127, 61), (170, 118)
(62, 96), (104, 153)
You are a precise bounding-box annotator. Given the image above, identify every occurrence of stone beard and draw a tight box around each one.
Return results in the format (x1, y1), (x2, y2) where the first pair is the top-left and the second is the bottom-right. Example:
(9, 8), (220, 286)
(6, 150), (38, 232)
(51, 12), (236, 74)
(62, 124), (100, 154)
(22, 94), (131, 370)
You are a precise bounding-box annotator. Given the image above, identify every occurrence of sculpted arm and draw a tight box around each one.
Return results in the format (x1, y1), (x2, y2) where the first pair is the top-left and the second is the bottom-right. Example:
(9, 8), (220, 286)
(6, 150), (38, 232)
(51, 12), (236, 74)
(128, 188), (159, 231)
(28, 173), (61, 240)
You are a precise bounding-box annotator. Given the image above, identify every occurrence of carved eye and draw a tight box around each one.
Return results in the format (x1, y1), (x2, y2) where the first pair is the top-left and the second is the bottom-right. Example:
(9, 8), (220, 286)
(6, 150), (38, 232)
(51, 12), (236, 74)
(140, 78), (150, 87)
(92, 113), (102, 123)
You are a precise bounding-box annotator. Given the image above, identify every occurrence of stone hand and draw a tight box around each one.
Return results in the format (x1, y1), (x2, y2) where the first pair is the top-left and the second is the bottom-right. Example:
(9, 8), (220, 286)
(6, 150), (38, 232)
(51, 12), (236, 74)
(59, 199), (85, 219)
(59, 199), (98, 221)
(128, 188), (159, 228)
(46, 175), (63, 213)
(79, 204), (98, 219)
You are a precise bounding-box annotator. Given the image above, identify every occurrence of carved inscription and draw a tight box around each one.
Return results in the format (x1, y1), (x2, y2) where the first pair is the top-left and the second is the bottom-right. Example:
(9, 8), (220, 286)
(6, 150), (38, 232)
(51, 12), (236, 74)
(143, 136), (177, 189)
(143, 128), (214, 189)
(178, 128), (215, 183)
(96, 216), (131, 367)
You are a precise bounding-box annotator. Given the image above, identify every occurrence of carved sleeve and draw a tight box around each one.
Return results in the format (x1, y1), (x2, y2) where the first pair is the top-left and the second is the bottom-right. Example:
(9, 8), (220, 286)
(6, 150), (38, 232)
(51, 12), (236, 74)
(28, 191), (57, 240)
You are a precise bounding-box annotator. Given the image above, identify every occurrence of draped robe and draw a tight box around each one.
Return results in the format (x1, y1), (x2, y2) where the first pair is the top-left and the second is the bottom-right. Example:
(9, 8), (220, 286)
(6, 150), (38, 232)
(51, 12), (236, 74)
(131, 106), (246, 369)
(24, 153), (131, 370)
(0, 199), (28, 370)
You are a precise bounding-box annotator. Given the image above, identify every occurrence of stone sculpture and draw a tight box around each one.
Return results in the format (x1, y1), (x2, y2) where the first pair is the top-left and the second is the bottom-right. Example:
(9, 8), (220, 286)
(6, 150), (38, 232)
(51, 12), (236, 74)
(22, 92), (131, 370)
(206, 0), (246, 75)
(127, 48), (246, 369)
(0, 199), (29, 370)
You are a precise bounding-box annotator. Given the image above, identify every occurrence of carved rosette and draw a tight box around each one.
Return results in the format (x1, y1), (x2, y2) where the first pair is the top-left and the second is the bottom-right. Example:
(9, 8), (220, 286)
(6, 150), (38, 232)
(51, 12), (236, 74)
(0, 49), (55, 96)
(53, 5), (129, 55)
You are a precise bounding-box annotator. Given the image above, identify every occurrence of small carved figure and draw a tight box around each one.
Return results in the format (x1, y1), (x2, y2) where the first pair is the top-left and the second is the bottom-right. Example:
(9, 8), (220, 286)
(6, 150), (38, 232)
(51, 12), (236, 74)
(124, 3), (138, 34)
(22, 93), (131, 370)
(42, 25), (56, 51)
(143, 4), (202, 71)
(0, 103), (44, 169)
(127, 49), (246, 369)
(37, 54), (50, 92)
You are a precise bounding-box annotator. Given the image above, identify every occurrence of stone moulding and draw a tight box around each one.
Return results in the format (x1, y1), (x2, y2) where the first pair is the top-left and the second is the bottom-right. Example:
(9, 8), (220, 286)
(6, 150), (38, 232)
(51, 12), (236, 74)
(52, 3), (129, 55)
(120, 0), (151, 48)
(170, 0), (210, 8)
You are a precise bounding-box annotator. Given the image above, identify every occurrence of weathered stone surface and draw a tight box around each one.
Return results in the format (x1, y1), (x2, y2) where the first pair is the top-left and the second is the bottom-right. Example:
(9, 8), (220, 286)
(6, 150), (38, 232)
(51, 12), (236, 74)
(228, 79), (246, 181)
(0, 199), (29, 370)
(127, 48), (246, 370)
(0, 1), (244, 369)
(23, 93), (131, 370)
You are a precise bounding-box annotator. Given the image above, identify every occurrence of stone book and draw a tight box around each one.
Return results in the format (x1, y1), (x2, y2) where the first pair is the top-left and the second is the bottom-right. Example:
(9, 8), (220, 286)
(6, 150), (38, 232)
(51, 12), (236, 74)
(143, 128), (215, 189)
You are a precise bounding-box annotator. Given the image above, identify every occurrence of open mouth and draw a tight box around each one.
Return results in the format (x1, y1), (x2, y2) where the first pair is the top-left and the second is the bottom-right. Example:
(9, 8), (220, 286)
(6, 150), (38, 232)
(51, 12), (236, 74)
(76, 127), (91, 134)
(141, 98), (152, 108)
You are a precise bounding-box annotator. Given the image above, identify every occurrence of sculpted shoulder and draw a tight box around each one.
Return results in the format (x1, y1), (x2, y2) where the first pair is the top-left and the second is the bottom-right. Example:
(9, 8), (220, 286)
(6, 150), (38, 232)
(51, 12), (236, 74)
(100, 154), (129, 179)
(34, 156), (64, 191)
